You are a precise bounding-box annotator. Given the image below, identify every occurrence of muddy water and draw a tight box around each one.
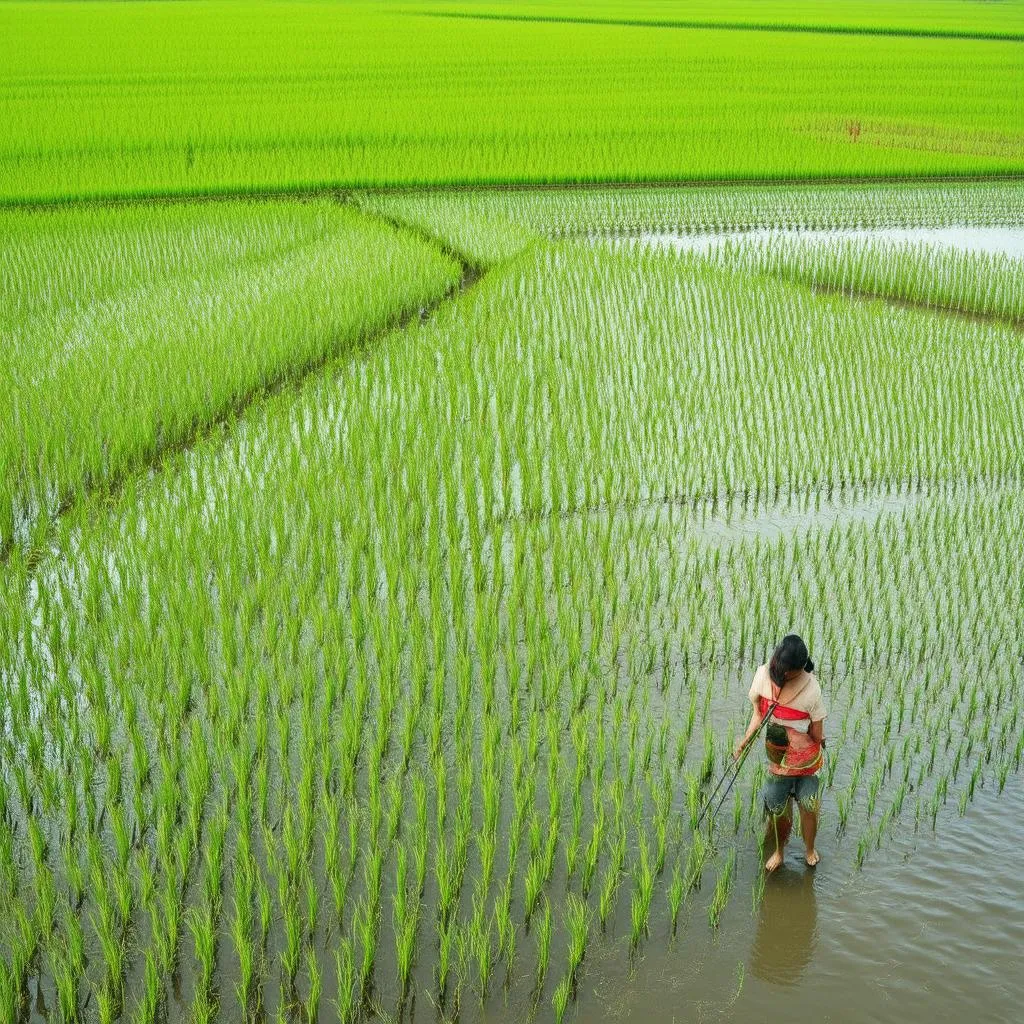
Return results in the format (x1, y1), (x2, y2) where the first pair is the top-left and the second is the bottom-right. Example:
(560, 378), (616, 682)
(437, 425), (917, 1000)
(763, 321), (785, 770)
(623, 225), (1024, 258)
(580, 780), (1024, 1023)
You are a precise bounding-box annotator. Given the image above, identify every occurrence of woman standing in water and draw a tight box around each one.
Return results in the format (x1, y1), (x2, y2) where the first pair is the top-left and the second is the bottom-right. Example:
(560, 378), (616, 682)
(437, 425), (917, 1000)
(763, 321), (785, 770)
(734, 634), (827, 871)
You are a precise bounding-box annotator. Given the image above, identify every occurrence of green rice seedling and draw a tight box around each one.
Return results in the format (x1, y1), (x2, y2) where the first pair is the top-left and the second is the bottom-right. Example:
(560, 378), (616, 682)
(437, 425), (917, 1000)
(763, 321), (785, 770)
(535, 896), (553, 991)
(708, 850), (736, 928)
(334, 939), (358, 1024)
(396, 900), (419, 1000)
(95, 984), (120, 1024)
(231, 899), (257, 1014)
(477, 830), (497, 894)
(50, 946), (77, 1024)
(63, 912), (86, 981)
(856, 834), (870, 868)
(306, 947), (322, 1022)
(524, 854), (545, 921)
(186, 905), (216, 997)
(542, 817), (560, 884)
(668, 859), (685, 935)
(356, 897), (379, 992)
(958, 787), (970, 817)
(471, 896), (494, 998)
(580, 805), (604, 899)
(494, 877), (514, 957)
(0, 964), (18, 1024)
(631, 833), (656, 944)
(684, 833), (710, 892)
(553, 973), (573, 1024)
(685, 772), (701, 834)
(127, 949), (160, 1024)
(437, 913), (456, 997)
(564, 893), (591, 986)
(837, 788), (853, 833)
(281, 900), (303, 987)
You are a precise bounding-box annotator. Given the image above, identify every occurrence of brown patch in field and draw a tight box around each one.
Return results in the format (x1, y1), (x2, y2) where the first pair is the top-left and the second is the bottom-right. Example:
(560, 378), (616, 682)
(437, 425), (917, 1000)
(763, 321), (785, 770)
(800, 118), (1024, 160)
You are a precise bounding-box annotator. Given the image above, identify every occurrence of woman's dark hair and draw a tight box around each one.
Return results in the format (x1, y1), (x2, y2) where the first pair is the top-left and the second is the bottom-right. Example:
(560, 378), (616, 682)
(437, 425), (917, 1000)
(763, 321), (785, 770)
(769, 634), (814, 684)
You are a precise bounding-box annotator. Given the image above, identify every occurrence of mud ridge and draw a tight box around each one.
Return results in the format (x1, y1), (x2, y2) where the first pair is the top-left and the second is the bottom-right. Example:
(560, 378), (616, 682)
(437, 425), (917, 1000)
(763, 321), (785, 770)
(4, 174), (1024, 214)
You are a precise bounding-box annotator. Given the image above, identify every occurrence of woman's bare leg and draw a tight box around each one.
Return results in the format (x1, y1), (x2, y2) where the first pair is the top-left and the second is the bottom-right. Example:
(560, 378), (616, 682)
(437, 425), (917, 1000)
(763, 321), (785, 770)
(799, 802), (820, 866)
(765, 799), (792, 872)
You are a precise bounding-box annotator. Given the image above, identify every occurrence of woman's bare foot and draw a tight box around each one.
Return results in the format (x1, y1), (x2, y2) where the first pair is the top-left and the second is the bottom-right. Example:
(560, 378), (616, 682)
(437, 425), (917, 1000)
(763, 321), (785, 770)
(805, 849), (820, 867)
(766, 849), (784, 872)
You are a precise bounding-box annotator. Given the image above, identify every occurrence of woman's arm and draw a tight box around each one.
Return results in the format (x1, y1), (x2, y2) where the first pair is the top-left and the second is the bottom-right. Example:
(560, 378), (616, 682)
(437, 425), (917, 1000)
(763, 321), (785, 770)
(808, 719), (825, 745)
(733, 707), (764, 760)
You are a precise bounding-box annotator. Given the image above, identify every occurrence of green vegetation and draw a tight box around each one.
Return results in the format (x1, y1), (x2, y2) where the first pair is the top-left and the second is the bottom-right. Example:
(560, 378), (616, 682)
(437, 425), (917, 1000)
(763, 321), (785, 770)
(406, 0), (1024, 40)
(360, 179), (1024, 257)
(0, 200), (460, 559)
(2, 0), (1022, 1014)
(1, 2), (1022, 203)
(1, 180), (1022, 1020)
(698, 234), (1024, 323)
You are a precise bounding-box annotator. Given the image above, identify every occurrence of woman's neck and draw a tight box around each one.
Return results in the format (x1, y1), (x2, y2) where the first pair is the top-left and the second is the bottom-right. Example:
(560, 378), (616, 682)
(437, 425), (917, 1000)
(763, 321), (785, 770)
(773, 670), (806, 702)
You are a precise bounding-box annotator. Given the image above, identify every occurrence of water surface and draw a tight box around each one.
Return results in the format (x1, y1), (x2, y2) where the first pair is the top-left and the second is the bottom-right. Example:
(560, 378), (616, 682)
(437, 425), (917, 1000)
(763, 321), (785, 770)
(580, 780), (1024, 1022)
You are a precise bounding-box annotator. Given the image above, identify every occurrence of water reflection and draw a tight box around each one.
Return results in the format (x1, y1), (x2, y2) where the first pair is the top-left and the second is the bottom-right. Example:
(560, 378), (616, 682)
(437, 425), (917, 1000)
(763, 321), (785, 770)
(750, 868), (819, 986)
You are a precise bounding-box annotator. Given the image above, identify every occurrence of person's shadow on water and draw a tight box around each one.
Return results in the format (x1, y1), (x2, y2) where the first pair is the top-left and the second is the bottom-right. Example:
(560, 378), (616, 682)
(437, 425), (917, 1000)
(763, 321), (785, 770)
(749, 867), (818, 986)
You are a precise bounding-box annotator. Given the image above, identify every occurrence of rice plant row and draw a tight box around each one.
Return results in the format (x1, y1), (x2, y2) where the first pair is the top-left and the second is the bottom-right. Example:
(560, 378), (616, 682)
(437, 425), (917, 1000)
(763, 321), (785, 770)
(359, 179), (1024, 266)
(0, 200), (461, 562)
(693, 233), (1024, 323)
(1, 221), (1021, 1020)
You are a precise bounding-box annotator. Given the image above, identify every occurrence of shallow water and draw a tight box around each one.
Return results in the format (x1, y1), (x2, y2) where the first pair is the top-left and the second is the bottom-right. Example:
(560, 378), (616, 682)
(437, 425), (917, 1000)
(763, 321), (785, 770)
(580, 779), (1024, 1022)
(628, 225), (1024, 258)
(692, 487), (922, 546)
(11, 212), (1023, 1024)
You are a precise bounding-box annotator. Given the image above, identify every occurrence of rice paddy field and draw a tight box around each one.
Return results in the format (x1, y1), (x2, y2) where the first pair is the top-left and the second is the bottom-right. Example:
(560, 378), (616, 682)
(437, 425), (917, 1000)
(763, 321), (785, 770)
(2, 1), (1024, 201)
(3, 2), (1024, 1023)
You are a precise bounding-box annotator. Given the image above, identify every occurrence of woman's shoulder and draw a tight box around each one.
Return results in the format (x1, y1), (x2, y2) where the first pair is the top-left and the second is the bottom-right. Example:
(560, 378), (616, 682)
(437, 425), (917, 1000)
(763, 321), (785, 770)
(749, 664), (771, 696)
(793, 671), (824, 712)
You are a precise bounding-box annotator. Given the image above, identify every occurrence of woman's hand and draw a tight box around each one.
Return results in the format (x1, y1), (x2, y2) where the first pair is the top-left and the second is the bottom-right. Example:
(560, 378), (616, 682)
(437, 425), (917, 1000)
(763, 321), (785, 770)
(733, 738), (746, 761)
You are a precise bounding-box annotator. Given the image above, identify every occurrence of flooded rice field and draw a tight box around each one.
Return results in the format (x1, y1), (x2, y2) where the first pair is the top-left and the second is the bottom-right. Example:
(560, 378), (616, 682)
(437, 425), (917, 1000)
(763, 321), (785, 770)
(583, 781), (1024, 1023)
(4, 186), (1024, 1024)
(613, 225), (1024, 258)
